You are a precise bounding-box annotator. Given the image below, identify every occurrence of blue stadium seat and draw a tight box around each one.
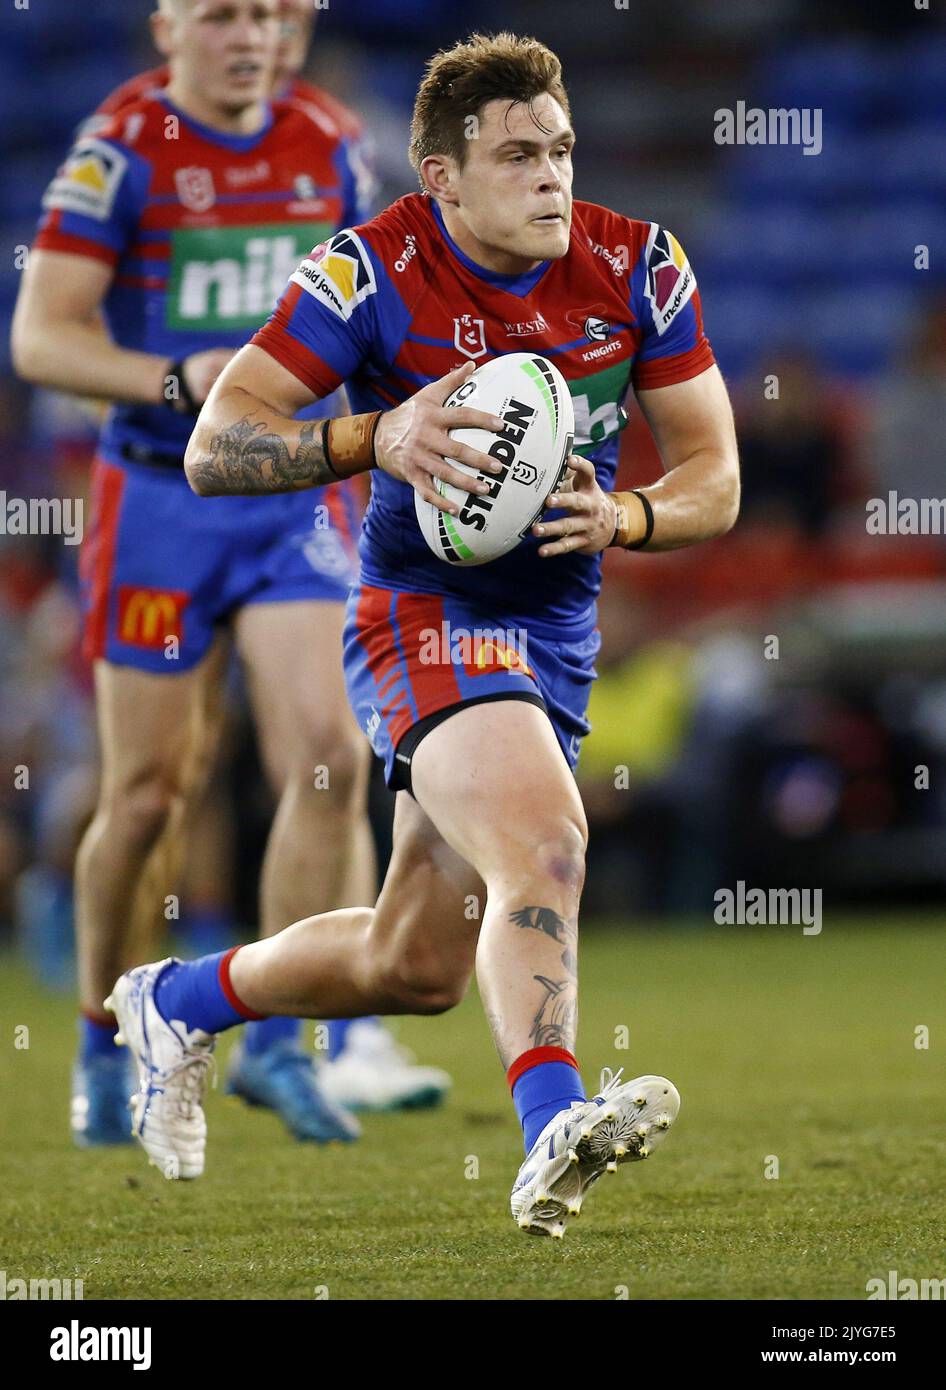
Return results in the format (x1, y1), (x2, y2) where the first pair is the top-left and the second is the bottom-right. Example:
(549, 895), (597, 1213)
(697, 284), (795, 379)
(830, 205), (946, 287)
(722, 128), (873, 207)
(867, 125), (946, 200)
(2, 158), (57, 223)
(0, 0), (144, 58)
(756, 39), (897, 130)
(802, 284), (918, 376)
(695, 206), (836, 290)
(893, 34), (946, 120)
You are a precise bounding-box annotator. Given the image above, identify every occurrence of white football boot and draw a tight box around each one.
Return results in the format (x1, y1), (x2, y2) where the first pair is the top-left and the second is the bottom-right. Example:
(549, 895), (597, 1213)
(318, 1019), (451, 1112)
(510, 1069), (681, 1238)
(105, 958), (216, 1180)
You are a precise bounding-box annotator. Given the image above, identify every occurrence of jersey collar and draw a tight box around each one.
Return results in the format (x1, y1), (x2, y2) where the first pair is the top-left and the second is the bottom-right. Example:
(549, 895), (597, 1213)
(158, 94), (273, 152)
(428, 198), (553, 299)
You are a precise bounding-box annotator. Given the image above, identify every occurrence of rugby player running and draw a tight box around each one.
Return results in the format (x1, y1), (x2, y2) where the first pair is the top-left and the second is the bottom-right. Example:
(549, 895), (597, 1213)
(106, 32), (739, 1235)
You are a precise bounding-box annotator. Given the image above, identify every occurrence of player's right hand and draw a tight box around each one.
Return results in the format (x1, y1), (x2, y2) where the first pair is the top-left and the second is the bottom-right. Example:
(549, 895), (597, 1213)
(176, 349), (237, 410)
(374, 361), (507, 514)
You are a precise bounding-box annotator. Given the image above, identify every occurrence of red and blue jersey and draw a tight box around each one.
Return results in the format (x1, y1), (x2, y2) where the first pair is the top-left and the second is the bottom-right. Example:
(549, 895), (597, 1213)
(252, 193), (715, 635)
(34, 87), (371, 464)
(83, 64), (369, 147)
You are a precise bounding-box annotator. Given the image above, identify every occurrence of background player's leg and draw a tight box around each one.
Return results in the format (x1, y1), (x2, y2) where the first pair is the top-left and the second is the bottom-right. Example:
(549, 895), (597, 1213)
(234, 599), (373, 935)
(72, 642), (226, 1147)
(76, 640), (227, 1019)
(125, 635), (231, 966)
(228, 598), (396, 1135)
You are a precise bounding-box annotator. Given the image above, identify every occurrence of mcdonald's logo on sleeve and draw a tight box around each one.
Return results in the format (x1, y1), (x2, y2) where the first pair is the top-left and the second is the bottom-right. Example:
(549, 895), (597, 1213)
(117, 586), (189, 649)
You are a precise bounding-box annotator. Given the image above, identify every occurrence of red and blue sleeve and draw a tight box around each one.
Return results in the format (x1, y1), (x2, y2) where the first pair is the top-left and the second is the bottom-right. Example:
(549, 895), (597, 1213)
(33, 135), (150, 267)
(630, 223), (716, 390)
(251, 226), (404, 400)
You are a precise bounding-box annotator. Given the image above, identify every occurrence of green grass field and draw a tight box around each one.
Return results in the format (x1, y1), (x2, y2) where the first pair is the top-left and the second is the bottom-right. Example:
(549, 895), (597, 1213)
(2, 916), (944, 1301)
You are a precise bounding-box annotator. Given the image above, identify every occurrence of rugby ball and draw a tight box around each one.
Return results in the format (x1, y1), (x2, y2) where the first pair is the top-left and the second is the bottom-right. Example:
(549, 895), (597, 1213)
(414, 352), (574, 566)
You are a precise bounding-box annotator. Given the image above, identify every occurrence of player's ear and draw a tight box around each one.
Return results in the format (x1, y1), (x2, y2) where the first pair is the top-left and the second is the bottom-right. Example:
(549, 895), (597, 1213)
(150, 9), (174, 62)
(421, 155), (459, 206)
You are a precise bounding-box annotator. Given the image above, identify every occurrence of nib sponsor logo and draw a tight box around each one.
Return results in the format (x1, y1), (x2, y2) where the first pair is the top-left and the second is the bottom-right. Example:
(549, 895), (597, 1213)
(170, 223), (333, 329)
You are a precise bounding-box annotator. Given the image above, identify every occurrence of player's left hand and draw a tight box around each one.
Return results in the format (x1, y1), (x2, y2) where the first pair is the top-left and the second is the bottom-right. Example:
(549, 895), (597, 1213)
(532, 455), (616, 557)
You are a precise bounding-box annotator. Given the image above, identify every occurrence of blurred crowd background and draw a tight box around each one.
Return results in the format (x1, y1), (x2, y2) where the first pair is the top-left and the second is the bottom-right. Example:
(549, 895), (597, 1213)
(1, 0), (945, 983)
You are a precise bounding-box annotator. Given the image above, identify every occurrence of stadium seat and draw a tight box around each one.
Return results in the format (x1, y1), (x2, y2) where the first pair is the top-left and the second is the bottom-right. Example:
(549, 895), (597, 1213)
(867, 125), (946, 200)
(697, 284), (794, 380)
(893, 33), (946, 120)
(802, 284), (919, 377)
(722, 129), (874, 207)
(756, 39), (896, 129)
(695, 205), (836, 289)
(829, 205), (946, 287)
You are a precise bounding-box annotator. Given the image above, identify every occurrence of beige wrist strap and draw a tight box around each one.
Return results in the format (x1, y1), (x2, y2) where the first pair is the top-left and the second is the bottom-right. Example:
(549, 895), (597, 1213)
(609, 490), (654, 549)
(322, 411), (383, 479)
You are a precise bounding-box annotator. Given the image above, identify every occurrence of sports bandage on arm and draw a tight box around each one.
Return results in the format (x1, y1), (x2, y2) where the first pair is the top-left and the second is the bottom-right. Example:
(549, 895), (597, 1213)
(609, 489), (655, 550)
(320, 411), (383, 479)
(166, 357), (201, 416)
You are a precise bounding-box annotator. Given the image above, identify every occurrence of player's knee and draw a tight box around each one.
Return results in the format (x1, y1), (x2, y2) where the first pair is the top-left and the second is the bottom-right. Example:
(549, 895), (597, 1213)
(271, 721), (367, 800)
(532, 815), (588, 896)
(491, 813), (587, 902)
(99, 776), (181, 851)
(374, 947), (469, 1015)
(315, 725), (367, 800)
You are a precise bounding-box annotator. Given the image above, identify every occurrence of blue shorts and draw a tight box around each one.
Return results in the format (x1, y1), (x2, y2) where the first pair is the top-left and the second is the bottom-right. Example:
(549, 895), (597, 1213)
(343, 583), (600, 790)
(81, 454), (361, 673)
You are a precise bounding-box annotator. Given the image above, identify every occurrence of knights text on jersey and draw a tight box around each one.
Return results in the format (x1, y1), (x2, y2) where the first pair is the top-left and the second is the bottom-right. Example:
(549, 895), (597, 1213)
(254, 194), (716, 633)
(34, 91), (370, 463)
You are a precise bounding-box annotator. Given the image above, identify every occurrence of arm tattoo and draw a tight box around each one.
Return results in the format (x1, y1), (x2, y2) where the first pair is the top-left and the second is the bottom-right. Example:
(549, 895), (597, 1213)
(529, 975), (577, 1051)
(510, 906), (578, 973)
(189, 416), (336, 495)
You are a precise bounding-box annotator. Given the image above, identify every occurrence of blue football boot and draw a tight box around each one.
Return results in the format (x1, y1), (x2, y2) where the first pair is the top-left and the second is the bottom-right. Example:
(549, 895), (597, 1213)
(71, 1051), (135, 1147)
(225, 1041), (361, 1143)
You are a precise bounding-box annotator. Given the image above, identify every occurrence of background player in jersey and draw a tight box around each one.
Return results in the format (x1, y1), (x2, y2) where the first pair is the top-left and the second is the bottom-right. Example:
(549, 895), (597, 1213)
(87, 0), (373, 160)
(84, 0), (446, 1121)
(105, 32), (740, 1235)
(11, 0), (448, 1151)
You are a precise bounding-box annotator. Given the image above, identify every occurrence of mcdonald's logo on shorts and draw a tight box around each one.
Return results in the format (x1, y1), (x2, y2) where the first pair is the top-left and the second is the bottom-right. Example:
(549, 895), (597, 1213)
(117, 586), (189, 649)
(466, 636), (533, 679)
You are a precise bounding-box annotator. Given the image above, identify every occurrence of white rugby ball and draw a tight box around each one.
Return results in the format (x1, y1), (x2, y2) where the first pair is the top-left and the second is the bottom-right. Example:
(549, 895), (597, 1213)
(414, 352), (574, 566)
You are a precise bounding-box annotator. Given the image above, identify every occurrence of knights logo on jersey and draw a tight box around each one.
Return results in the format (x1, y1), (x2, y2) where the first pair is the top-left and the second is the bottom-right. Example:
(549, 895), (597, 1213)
(175, 167), (216, 213)
(566, 303), (610, 343)
(454, 313), (487, 359)
(42, 138), (127, 222)
(644, 225), (695, 336)
(291, 229), (376, 322)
